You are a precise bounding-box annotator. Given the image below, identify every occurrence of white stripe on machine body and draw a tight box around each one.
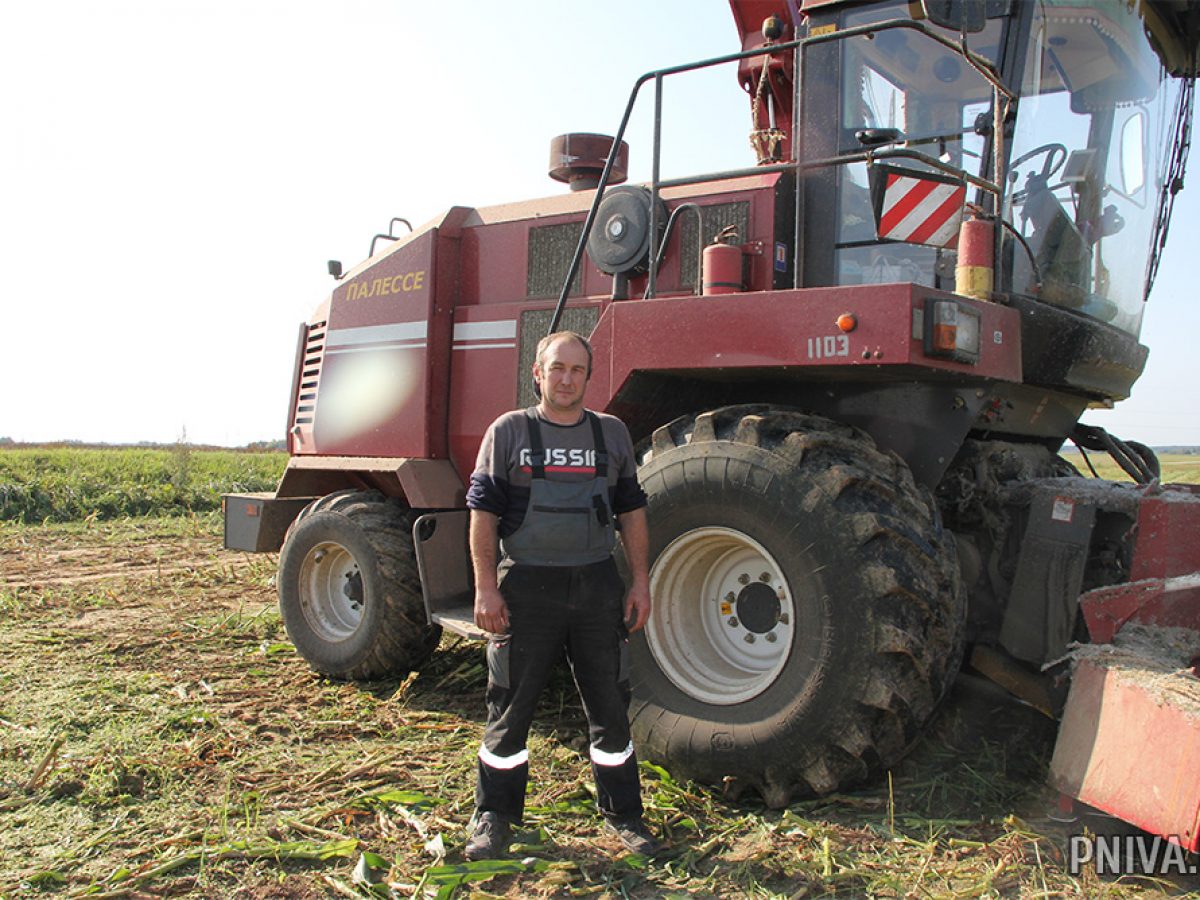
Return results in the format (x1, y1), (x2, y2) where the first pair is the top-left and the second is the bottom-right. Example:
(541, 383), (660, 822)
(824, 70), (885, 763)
(326, 321), (429, 352)
(454, 319), (519, 351)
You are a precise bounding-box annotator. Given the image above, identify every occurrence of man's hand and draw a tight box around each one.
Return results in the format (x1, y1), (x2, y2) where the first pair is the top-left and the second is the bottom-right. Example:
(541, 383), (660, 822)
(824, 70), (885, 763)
(469, 510), (508, 634)
(474, 584), (510, 635)
(624, 578), (651, 633)
(617, 507), (652, 632)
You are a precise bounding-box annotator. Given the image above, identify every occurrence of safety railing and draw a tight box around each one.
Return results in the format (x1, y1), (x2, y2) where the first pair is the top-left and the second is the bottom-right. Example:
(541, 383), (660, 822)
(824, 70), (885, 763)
(547, 18), (1011, 335)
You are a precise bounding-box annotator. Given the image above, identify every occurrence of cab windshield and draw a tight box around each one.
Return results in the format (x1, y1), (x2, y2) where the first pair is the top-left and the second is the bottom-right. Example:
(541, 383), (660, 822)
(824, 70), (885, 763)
(829, 0), (1182, 338)
(1005, 0), (1181, 335)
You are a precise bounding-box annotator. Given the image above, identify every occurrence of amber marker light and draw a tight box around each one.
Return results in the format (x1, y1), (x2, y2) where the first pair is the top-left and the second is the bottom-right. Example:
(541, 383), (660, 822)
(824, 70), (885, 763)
(923, 297), (981, 364)
(836, 313), (858, 333)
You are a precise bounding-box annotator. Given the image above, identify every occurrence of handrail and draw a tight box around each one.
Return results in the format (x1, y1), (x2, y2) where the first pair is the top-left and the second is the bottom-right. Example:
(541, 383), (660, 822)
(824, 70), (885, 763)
(547, 35), (811, 334)
(547, 18), (1011, 333)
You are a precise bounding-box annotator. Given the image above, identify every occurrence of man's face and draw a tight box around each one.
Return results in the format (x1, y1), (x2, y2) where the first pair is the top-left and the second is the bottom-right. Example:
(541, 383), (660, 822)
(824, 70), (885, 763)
(534, 337), (590, 415)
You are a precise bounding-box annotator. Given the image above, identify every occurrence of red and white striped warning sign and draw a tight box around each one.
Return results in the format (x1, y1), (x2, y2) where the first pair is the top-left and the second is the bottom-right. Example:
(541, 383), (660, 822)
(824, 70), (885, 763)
(877, 171), (966, 248)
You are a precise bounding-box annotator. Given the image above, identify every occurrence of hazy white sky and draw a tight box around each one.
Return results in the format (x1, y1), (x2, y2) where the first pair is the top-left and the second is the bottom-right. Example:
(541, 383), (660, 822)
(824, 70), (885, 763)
(3, 1), (1198, 446)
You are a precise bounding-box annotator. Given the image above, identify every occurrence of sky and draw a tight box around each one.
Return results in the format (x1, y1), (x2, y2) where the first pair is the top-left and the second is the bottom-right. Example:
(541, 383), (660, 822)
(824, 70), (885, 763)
(2, 1), (1198, 447)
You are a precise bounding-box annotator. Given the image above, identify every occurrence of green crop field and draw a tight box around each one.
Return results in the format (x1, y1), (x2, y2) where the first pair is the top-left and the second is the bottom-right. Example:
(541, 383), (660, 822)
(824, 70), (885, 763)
(0, 447), (286, 523)
(1063, 451), (1200, 485)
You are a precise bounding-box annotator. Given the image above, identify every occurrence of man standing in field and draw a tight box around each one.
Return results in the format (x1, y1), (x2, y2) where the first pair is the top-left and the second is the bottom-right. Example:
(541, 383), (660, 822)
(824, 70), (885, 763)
(463, 330), (661, 860)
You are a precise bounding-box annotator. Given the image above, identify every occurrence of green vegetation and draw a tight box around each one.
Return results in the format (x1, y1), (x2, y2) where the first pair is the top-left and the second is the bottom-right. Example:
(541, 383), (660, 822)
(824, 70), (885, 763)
(0, 447), (286, 523)
(1067, 451), (1200, 485)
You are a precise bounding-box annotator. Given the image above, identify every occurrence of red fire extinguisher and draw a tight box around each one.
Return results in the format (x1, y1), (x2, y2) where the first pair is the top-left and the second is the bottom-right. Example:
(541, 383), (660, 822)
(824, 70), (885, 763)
(955, 216), (994, 300)
(703, 225), (743, 295)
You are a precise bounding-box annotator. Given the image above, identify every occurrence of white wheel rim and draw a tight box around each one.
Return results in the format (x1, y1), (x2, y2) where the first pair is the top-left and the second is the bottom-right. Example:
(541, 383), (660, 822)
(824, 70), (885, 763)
(647, 526), (794, 705)
(298, 541), (363, 641)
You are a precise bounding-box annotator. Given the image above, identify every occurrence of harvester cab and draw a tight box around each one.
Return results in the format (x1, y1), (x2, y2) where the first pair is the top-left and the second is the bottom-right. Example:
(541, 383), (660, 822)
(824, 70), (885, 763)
(224, 0), (1200, 853)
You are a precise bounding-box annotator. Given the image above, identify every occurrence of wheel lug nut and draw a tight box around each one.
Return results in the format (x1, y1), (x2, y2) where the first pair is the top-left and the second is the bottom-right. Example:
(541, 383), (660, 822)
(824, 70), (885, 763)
(778, 613), (790, 625)
(313, 550), (326, 563)
(727, 617), (739, 628)
(765, 632), (778, 643)
(760, 572), (771, 582)
(738, 573), (750, 585)
(725, 592), (736, 602)
(744, 634), (756, 644)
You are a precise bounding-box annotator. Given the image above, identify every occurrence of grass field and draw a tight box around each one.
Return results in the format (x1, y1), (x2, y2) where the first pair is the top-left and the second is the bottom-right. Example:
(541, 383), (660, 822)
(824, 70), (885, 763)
(2, 515), (1196, 898)
(1061, 451), (1200, 485)
(0, 448), (286, 523)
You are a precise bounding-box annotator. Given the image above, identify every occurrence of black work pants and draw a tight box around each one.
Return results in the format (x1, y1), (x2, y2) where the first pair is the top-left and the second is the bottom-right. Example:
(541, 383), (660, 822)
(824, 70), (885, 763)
(475, 557), (643, 823)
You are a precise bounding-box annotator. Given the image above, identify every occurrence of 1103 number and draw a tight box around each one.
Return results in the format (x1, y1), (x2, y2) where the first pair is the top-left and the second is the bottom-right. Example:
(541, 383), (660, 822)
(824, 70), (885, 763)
(806, 335), (850, 359)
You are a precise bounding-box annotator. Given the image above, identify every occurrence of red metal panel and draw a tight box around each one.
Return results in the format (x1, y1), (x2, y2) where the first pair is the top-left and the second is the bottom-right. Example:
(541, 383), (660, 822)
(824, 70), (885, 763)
(1129, 485), (1200, 581)
(310, 231), (440, 458)
(456, 175), (788, 312)
(653, 179), (786, 296)
(1050, 659), (1200, 853)
(731, 0), (799, 40)
(729, 1), (798, 160)
(586, 283), (1022, 403)
(425, 208), (473, 459)
(446, 303), (527, 481)
(397, 459), (465, 508)
(1081, 575), (1200, 644)
(1077, 485), (1200, 641)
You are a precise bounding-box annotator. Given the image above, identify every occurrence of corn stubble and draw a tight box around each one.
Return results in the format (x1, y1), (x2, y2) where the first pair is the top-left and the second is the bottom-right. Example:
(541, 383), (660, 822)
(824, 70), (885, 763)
(0, 514), (1191, 898)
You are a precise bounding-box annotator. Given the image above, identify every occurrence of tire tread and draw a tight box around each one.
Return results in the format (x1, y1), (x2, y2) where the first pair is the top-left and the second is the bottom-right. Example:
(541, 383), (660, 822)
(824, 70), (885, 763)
(632, 405), (965, 804)
(279, 491), (441, 680)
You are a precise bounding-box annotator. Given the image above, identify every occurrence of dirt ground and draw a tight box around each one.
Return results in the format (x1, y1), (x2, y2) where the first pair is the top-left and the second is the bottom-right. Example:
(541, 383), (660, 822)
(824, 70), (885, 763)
(1, 516), (1197, 898)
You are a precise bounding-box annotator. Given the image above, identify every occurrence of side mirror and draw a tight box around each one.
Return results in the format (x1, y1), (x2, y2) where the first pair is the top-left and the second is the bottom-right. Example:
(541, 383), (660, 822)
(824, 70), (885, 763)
(921, 0), (986, 33)
(856, 128), (904, 147)
(328, 260), (343, 280)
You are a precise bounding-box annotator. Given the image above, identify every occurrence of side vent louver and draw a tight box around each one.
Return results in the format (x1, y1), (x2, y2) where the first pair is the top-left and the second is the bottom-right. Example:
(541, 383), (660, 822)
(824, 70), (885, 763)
(294, 320), (326, 427)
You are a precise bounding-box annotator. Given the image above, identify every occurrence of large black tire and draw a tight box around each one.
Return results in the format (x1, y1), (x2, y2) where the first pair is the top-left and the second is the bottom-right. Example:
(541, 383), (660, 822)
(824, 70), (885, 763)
(277, 490), (441, 680)
(629, 405), (965, 807)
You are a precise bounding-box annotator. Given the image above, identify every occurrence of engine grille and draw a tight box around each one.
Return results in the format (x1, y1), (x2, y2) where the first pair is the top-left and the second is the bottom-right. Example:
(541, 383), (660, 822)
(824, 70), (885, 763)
(527, 221), (585, 298)
(678, 201), (751, 289)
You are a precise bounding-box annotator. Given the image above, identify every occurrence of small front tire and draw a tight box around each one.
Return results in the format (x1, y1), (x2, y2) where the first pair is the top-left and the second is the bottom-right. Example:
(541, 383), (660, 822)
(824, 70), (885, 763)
(277, 491), (440, 679)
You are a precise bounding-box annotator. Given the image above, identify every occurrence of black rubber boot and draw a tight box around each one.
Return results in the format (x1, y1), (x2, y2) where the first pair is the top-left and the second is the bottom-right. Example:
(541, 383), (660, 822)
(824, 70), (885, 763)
(464, 812), (512, 861)
(605, 816), (664, 857)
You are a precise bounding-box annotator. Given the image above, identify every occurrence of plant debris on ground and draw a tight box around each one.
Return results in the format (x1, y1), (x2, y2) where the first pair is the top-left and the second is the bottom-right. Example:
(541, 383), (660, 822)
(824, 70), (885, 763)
(1, 514), (1197, 898)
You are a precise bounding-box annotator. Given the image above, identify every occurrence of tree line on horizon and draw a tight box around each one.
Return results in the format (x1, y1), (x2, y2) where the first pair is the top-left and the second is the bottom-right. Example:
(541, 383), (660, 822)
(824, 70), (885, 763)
(0, 437), (286, 452)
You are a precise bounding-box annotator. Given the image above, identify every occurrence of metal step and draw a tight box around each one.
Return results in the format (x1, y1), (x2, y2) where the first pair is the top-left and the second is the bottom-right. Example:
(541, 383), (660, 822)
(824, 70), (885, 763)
(431, 604), (489, 641)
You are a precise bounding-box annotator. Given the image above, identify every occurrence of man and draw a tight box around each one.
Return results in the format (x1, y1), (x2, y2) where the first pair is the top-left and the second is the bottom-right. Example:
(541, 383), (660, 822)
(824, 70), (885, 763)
(463, 330), (661, 860)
